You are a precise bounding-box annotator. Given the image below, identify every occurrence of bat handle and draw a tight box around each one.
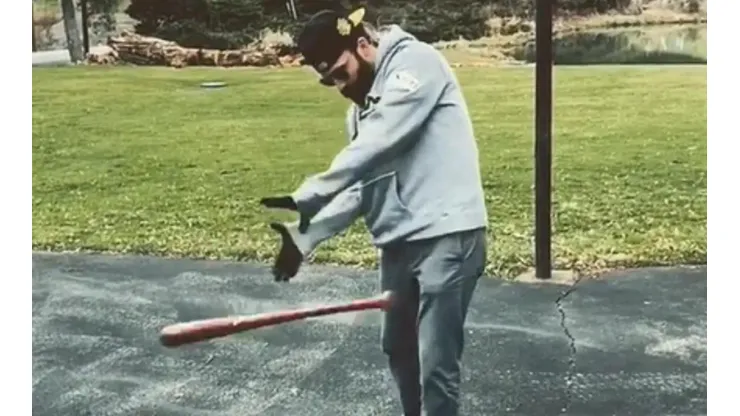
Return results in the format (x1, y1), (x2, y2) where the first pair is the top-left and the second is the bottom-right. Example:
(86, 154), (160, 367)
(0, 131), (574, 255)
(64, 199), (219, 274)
(378, 290), (394, 309)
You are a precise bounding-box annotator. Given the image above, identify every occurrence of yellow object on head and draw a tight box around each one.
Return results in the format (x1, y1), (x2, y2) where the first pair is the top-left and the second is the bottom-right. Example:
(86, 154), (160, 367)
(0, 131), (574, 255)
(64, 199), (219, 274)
(347, 7), (365, 26)
(337, 8), (365, 36)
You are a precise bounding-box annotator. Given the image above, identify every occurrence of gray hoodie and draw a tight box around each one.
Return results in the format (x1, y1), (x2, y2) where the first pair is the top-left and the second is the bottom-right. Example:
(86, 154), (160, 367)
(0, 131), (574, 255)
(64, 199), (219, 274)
(286, 25), (488, 254)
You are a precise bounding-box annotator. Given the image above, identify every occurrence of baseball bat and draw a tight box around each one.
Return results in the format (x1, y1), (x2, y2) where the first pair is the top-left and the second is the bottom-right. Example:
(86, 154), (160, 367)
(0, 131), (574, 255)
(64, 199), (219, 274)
(159, 290), (394, 348)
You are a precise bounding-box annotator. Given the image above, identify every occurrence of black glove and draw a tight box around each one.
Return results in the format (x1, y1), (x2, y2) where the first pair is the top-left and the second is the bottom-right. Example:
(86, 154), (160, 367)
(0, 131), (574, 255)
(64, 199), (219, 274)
(260, 196), (310, 233)
(260, 196), (297, 210)
(268, 222), (304, 282)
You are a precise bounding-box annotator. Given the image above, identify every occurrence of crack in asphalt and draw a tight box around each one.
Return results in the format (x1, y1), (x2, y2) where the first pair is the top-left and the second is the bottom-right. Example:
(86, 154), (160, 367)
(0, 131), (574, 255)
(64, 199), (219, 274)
(555, 276), (583, 414)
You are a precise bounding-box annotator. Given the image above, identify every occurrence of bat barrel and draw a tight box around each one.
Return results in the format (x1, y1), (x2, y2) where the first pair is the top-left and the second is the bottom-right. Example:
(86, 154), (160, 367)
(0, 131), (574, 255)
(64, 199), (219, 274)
(159, 291), (394, 347)
(160, 317), (243, 347)
(161, 330), (211, 348)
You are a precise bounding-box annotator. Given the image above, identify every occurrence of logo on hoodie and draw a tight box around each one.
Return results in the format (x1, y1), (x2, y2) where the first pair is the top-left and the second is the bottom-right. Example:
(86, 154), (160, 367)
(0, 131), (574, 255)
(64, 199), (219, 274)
(388, 70), (421, 93)
(358, 95), (381, 120)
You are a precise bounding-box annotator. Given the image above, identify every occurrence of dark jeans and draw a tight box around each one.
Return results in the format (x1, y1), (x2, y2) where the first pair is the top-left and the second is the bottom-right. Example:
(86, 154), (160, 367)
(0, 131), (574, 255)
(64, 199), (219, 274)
(379, 228), (487, 416)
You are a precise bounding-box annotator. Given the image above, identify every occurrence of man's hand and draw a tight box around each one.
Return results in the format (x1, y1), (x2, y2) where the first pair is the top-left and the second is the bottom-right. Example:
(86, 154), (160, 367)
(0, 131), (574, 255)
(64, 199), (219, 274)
(260, 196), (310, 233)
(260, 196), (298, 210)
(268, 222), (304, 282)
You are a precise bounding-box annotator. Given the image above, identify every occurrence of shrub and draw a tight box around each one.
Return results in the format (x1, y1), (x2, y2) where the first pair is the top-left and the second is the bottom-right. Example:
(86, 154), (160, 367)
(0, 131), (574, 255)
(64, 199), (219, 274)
(361, 0), (490, 42)
(125, 0), (492, 48)
(124, 0), (649, 50)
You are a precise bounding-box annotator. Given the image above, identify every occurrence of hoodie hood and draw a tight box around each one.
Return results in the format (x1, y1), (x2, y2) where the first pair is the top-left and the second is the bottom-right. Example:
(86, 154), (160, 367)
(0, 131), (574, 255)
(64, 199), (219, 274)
(339, 25), (418, 107)
(373, 25), (418, 74)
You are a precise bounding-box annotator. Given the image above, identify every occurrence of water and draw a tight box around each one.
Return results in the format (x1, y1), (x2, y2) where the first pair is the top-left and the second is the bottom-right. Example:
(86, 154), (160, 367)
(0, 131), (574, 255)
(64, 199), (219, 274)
(513, 24), (707, 65)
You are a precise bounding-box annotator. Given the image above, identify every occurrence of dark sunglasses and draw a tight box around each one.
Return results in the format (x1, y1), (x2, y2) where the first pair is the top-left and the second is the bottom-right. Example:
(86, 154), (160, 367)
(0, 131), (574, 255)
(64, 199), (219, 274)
(319, 64), (350, 87)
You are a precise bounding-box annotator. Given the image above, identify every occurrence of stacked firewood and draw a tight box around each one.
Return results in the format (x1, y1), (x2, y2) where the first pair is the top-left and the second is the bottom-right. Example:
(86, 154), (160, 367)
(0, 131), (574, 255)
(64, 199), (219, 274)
(85, 30), (303, 68)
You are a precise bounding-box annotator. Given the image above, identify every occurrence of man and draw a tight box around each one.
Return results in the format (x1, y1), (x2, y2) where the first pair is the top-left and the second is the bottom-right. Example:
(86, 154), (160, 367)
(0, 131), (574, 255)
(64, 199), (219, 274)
(260, 7), (488, 416)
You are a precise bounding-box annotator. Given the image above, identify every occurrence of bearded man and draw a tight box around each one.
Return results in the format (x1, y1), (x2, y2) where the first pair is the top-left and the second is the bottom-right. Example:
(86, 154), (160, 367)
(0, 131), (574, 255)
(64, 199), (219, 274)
(260, 7), (489, 416)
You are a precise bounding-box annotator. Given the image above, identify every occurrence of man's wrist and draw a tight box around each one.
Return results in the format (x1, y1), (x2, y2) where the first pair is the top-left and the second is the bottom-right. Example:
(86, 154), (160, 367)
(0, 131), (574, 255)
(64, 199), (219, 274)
(286, 218), (336, 257)
(291, 190), (322, 220)
(283, 221), (313, 256)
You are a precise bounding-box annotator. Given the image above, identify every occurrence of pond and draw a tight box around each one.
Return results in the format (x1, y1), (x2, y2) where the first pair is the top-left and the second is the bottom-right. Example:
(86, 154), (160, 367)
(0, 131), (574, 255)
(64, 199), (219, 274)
(512, 24), (707, 65)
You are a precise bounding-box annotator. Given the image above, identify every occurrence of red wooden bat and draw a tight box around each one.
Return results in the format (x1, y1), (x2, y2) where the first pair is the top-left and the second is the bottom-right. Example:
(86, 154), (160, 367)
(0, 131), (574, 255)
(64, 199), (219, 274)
(159, 291), (394, 347)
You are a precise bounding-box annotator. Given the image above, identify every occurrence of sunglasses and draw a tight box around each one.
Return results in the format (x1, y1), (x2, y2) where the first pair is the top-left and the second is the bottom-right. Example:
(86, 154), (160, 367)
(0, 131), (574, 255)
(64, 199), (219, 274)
(319, 61), (350, 87)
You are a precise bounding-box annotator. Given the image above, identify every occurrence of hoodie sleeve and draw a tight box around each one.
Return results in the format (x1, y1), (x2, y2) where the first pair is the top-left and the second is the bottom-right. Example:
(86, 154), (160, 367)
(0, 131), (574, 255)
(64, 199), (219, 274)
(280, 106), (364, 254)
(291, 43), (447, 220)
(282, 182), (363, 256)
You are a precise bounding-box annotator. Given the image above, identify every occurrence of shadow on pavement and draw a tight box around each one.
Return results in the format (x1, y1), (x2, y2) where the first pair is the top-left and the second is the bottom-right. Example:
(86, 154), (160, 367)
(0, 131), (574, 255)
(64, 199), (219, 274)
(32, 253), (706, 416)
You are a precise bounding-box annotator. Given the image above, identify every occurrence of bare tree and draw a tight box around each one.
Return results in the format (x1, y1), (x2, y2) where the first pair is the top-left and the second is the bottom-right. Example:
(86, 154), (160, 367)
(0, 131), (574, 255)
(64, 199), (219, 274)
(32, 7), (37, 52)
(60, 0), (84, 62)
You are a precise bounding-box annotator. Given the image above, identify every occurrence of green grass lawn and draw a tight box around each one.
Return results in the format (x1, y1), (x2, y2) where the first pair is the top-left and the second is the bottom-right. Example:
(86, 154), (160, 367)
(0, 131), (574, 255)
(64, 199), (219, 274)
(32, 65), (706, 278)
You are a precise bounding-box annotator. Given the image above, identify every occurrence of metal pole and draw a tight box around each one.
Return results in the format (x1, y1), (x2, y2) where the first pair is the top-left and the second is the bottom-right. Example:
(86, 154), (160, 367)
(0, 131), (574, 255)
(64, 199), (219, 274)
(32, 7), (38, 52)
(286, 0), (298, 20)
(534, 0), (553, 279)
(81, 0), (90, 55)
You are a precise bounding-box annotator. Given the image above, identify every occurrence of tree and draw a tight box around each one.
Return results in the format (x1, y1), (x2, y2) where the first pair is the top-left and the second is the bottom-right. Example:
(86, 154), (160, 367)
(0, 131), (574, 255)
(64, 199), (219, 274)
(60, 0), (84, 62)
(85, 0), (123, 41)
(32, 6), (37, 52)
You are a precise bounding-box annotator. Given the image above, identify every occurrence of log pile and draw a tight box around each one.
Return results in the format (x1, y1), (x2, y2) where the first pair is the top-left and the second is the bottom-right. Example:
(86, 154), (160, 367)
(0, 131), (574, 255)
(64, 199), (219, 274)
(86, 30), (304, 68)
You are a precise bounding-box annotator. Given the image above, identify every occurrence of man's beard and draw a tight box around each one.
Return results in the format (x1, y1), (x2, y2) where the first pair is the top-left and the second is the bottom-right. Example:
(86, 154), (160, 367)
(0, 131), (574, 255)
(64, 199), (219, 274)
(341, 54), (375, 106)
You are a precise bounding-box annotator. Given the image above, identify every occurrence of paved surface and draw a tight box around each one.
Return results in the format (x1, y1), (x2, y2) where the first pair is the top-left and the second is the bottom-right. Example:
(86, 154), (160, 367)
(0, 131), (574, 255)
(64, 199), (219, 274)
(32, 49), (75, 67)
(32, 253), (706, 415)
(32, 46), (111, 67)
